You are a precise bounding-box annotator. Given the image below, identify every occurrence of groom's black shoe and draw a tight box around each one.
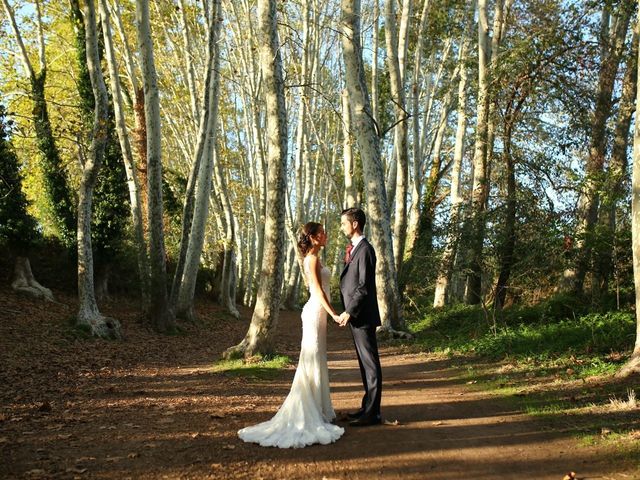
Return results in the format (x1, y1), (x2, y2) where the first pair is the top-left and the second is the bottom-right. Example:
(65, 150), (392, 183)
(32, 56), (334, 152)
(349, 416), (381, 427)
(346, 410), (364, 420)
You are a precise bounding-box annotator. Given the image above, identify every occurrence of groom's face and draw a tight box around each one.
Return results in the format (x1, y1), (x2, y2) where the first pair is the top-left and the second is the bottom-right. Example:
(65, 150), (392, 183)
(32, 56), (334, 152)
(340, 215), (357, 239)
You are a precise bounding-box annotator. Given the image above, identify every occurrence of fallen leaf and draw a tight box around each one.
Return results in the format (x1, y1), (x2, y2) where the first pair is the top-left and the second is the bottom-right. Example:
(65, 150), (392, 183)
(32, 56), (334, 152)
(25, 469), (46, 476)
(75, 457), (96, 463)
(562, 472), (576, 480)
(222, 444), (236, 450)
(127, 452), (139, 459)
(65, 467), (87, 474)
(383, 419), (400, 426)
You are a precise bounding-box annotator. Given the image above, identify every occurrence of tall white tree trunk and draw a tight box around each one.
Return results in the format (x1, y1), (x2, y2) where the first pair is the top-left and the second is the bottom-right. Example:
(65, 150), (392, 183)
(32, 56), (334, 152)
(136, 0), (175, 331)
(77, 0), (121, 339)
(618, 5), (640, 378)
(385, 0), (410, 274)
(464, 0), (494, 304)
(433, 12), (473, 308)
(397, 0), (412, 82)
(341, 0), (405, 332)
(371, 0), (380, 125)
(225, 0), (288, 358)
(179, 0), (200, 123)
(342, 89), (357, 207)
(99, 0), (149, 306)
(213, 146), (241, 318)
(175, 0), (223, 322)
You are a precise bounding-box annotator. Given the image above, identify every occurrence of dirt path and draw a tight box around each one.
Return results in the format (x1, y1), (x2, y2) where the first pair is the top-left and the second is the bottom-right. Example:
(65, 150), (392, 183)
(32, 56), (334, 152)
(0, 293), (638, 479)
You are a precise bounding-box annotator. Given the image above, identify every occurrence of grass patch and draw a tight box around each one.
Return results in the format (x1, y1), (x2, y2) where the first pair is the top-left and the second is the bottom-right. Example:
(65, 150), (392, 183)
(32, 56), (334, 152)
(404, 295), (640, 446)
(211, 355), (291, 380)
(407, 299), (635, 378)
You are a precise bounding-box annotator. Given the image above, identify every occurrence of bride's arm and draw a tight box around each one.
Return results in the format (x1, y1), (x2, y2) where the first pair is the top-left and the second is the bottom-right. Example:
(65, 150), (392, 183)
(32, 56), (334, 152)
(306, 255), (339, 320)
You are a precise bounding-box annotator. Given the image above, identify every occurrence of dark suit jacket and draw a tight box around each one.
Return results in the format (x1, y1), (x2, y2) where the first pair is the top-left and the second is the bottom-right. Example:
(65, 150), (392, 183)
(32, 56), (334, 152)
(340, 238), (381, 328)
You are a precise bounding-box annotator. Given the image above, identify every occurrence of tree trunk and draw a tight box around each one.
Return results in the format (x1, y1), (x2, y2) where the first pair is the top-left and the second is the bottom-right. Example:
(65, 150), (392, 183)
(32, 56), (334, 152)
(174, 0), (223, 322)
(409, 92), (454, 274)
(342, 89), (357, 207)
(371, 0), (380, 125)
(566, 2), (633, 295)
(596, 26), (639, 294)
(465, 0), (508, 304)
(341, 0), (405, 333)
(136, 0), (175, 332)
(405, 0), (432, 258)
(213, 145), (241, 318)
(493, 130), (516, 310)
(224, 0), (289, 358)
(385, 0), (410, 275)
(77, 0), (121, 339)
(99, 0), (149, 305)
(618, 7), (640, 378)
(433, 8), (473, 308)
(11, 257), (54, 301)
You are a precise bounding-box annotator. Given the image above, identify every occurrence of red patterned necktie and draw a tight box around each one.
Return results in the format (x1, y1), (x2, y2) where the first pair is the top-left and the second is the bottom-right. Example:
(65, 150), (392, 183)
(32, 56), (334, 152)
(344, 243), (353, 264)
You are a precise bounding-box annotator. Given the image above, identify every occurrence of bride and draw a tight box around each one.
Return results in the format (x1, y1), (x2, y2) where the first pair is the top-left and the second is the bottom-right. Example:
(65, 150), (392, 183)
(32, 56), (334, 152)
(238, 222), (345, 448)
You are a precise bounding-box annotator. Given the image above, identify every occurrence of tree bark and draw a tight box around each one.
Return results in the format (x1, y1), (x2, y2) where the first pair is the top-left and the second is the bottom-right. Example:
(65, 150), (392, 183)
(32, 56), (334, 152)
(565, 2), (633, 295)
(99, 0), (150, 305)
(341, 0), (405, 333)
(596, 25), (639, 294)
(174, 0), (223, 322)
(385, 0), (410, 275)
(342, 89), (357, 207)
(224, 0), (289, 358)
(433, 6), (473, 308)
(464, 0), (508, 304)
(618, 6), (640, 378)
(77, 0), (121, 339)
(11, 257), (54, 301)
(136, 0), (175, 332)
(213, 145), (240, 318)
(493, 127), (517, 310)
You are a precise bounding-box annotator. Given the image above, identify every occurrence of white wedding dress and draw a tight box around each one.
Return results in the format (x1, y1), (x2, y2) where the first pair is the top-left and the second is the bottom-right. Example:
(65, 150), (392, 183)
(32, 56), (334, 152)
(238, 256), (344, 448)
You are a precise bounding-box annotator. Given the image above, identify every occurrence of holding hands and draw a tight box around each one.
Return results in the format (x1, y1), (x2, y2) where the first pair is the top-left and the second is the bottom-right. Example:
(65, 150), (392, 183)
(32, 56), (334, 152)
(333, 311), (350, 327)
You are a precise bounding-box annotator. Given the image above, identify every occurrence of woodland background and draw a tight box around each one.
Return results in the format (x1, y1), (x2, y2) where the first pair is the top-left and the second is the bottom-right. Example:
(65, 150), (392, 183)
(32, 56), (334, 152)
(1, 0), (640, 374)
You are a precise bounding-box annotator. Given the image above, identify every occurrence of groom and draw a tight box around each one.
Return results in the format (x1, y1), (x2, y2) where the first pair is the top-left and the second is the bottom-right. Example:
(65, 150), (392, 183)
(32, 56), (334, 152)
(337, 207), (382, 427)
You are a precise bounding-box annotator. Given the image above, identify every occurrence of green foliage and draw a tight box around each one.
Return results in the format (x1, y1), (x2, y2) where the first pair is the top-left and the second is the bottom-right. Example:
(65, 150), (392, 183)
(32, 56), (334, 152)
(408, 296), (635, 373)
(0, 105), (39, 252)
(92, 127), (130, 264)
(211, 355), (291, 380)
(31, 73), (77, 247)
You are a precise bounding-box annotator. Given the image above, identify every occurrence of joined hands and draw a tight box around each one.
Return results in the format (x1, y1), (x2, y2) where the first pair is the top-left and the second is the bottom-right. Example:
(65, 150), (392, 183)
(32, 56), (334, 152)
(332, 311), (350, 327)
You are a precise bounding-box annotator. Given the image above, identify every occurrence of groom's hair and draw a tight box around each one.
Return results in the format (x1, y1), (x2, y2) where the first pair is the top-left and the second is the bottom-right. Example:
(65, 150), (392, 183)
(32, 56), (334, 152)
(341, 207), (366, 231)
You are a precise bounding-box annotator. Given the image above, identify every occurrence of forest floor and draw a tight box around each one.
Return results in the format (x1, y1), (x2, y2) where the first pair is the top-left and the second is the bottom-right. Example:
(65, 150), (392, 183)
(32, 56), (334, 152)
(1, 286), (639, 480)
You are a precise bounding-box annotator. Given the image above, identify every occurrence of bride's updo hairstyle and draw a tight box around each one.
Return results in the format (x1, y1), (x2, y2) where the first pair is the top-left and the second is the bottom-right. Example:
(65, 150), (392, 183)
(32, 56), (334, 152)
(297, 222), (322, 256)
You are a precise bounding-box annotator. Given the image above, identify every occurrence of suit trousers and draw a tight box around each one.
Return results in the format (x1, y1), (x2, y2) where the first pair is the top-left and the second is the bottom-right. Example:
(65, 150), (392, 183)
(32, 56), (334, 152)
(349, 323), (382, 420)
